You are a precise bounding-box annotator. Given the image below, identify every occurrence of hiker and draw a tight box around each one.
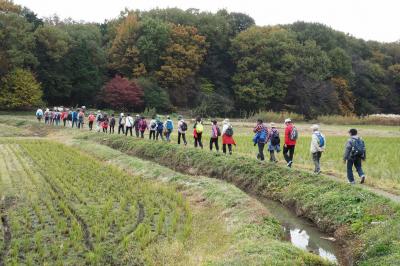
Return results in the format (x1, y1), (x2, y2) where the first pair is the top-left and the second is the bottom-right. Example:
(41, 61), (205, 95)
(177, 115), (188, 145)
(50, 109), (55, 125)
(283, 118), (298, 167)
(139, 116), (147, 138)
(193, 117), (203, 148)
(133, 114), (141, 137)
(125, 114), (134, 136)
(71, 109), (78, 128)
(268, 122), (281, 162)
(67, 109), (72, 127)
(44, 108), (50, 124)
(156, 117), (164, 141)
(164, 116), (174, 142)
(61, 109), (68, 127)
(96, 110), (103, 132)
(343, 128), (366, 184)
(77, 109), (85, 129)
(118, 113), (125, 134)
(222, 119), (236, 155)
(210, 120), (220, 151)
(88, 112), (95, 130)
(109, 114), (116, 134)
(253, 119), (267, 161)
(310, 125), (326, 174)
(54, 109), (61, 126)
(36, 108), (43, 122)
(149, 115), (157, 140)
(102, 114), (109, 133)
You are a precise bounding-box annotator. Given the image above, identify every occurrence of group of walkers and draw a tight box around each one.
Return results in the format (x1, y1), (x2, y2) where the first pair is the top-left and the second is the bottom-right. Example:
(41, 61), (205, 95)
(35, 108), (367, 184)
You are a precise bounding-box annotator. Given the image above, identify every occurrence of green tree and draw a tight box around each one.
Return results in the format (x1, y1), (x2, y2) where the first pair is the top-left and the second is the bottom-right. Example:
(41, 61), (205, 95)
(136, 77), (171, 112)
(0, 68), (42, 109)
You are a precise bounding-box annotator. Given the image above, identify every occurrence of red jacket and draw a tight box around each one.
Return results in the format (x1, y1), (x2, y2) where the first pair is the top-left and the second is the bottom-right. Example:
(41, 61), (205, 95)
(285, 124), (296, 146)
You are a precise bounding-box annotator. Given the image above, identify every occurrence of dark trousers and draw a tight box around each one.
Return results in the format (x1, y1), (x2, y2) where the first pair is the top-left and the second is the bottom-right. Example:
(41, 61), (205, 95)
(109, 125), (114, 134)
(312, 152), (322, 173)
(72, 120), (77, 128)
(135, 129), (140, 137)
(223, 144), (232, 154)
(63, 119), (67, 127)
(156, 130), (163, 140)
(210, 138), (219, 151)
(257, 142), (265, 161)
(118, 125), (125, 134)
(149, 130), (156, 140)
(347, 158), (365, 183)
(140, 131), (144, 138)
(125, 127), (133, 136)
(194, 133), (203, 148)
(178, 132), (187, 145)
(283, 145), (295, 163)
(89, 121), (93, 130)
(78, 121), (84, 129)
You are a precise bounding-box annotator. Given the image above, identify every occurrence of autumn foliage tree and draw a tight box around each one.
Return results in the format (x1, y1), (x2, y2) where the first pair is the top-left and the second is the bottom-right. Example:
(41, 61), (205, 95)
(100, 75), (144, 111)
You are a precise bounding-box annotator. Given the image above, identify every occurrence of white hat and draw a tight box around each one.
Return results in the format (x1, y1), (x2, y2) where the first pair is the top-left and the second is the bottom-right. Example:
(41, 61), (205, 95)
(120, 113), (124, 117)
(223, 119), (229, 124)
(284, 118), (292, 123)
(311, 124), (319, 131)
(136, 114), (140, 117)
(270, 122), (276, 128)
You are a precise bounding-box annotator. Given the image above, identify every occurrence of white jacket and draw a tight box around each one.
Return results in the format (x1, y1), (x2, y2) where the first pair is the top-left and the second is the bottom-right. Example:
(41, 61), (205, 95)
(310, 131), (325, 153)
(125, 116), (134, 127)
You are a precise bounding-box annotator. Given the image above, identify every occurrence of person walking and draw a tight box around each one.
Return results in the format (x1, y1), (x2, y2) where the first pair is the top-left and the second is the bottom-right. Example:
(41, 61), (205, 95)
(54, 109), (61, 126)
(118, 113), (125, 134)
(102, 115), (109, 133)
(88, 112), (95, 130)
(310, 125), (325, 174)
(210, 120), (220, 151)
(283, 118), (297, 168)
(156, 117), (164, 141)
(164, 116), (174, 142)
(125, 114), (134, 136)
(149, 115), (157, 140)
(61, 109), (68, 127)
(109, 114), (116, 134)
(222, 119), (236, 155)
(177, 115), (188, 145)
(133, 114), (141, 138)
(268, 122), (281, 162)
(253, 119), (267, 161)
(193, 117), (203, 148)
(96, 110), (103, 132)
(36, 108), (43, 122)
(67, 109), (72, 127)
(343, 128), (366, 184)
(44, 108), (50, 124)
(77, 109), (85, 129)
(139, 116), (147, 138)
(71, 109), (78, 128)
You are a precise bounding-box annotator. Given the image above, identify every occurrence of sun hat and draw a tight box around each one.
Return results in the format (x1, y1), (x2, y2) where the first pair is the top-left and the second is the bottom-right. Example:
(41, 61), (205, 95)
(284, 118), (292, 123)
(270, 122), (276, 128)
(311, 124), (319, 131)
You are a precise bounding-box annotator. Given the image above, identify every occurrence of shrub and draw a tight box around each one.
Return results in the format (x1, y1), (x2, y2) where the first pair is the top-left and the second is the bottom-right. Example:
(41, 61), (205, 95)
(136, 77), (171, 112)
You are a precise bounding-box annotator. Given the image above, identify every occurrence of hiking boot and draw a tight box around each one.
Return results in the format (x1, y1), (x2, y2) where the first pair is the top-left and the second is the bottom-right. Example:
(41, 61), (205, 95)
(287, 161), (293, 168)
(360, 175), (366, 184)
(349, 181), (356, 185)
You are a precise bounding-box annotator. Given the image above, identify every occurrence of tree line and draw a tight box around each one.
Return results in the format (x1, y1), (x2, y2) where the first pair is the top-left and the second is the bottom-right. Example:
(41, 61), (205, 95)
(1, 0), (399, 118)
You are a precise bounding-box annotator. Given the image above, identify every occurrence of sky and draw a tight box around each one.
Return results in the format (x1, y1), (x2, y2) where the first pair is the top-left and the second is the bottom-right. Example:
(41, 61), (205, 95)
(14, 0), (400, 43)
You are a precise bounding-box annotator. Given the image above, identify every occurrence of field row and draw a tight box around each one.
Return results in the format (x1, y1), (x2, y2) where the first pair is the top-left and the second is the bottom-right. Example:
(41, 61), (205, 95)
(0, 140), (191, 265)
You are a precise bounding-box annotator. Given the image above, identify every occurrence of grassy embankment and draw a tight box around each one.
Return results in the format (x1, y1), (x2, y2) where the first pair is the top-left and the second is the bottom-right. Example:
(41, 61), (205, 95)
(0, 138), (330, 265)
(83, 133), (400, 265)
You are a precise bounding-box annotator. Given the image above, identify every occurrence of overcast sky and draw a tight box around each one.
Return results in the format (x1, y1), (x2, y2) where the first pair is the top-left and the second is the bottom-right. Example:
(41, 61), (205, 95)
(14, 0), (399, 43)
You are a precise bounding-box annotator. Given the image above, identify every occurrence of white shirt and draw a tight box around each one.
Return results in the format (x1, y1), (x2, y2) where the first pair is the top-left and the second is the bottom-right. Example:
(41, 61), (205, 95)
(125, 116), (134, 127)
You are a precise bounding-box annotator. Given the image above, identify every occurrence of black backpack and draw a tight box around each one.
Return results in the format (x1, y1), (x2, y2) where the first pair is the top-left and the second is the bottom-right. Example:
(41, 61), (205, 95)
(225, 126), (233, 137)
(181, 122), (188, 131)
(271, 130), (280, 146)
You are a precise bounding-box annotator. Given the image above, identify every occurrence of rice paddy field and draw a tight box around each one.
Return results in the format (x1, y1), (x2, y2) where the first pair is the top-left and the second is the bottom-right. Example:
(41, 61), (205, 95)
(1, 113), (400, 265)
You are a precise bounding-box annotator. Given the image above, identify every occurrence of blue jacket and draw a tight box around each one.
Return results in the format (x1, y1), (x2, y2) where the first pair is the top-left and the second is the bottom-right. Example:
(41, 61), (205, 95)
(72, 111), (78, 120)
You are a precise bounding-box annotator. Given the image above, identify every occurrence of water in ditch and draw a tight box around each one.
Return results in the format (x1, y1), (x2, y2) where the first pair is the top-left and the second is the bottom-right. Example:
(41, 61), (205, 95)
(258, 198), (348, 265)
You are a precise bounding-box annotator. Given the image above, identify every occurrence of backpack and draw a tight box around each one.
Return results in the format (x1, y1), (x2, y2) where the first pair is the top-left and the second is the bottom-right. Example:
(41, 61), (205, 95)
(181, 121), (188, 131)
(166, 120), (173, 130)
(259, 129), (267, 142)
(157, 121), (164, 131)
(150, 121), (157, 130)
(290, 126), (298, 141)
(225, 126), (233, 137)
(315, 132), (325, 147)
(140, 120), (147, 130)
(350, 138), (366, 159)
(271, 129), (280, 146)
(217, 126), (221, 136)
(195, 123), (203, 133)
